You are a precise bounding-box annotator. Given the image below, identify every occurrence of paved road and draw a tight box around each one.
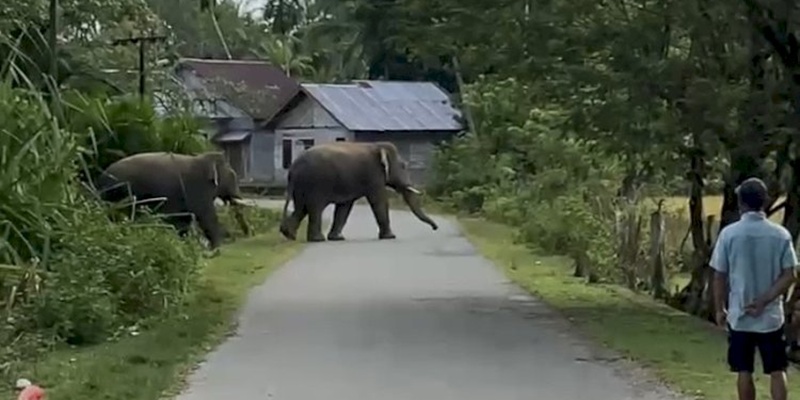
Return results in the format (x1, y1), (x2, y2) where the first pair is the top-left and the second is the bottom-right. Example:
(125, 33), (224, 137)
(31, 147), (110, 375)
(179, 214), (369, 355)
(177, 203), (685, 400)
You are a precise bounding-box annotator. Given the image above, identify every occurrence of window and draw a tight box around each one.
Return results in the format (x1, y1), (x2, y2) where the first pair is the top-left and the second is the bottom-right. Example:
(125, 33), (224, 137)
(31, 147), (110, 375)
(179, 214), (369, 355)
(299, 139), (315, 149)
(335, 137), (346, 142)
(282, 139), (292, 169)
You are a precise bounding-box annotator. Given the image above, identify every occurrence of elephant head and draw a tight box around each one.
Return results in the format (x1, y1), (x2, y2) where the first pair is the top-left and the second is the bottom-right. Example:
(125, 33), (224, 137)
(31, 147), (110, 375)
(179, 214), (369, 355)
(198, 151), (247, 206)
(373, 142), (438, 231)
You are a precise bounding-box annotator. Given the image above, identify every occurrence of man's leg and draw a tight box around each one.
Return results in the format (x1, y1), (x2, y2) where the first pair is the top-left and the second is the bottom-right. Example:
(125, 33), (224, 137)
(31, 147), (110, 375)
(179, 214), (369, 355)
(788, 303), (800, 361)
(729, 328), (757, 400)
(757, 326), (789, 400)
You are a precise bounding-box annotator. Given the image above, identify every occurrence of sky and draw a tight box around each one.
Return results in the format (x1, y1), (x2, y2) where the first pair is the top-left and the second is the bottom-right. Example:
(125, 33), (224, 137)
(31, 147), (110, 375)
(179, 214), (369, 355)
(233, 0), (266, 14)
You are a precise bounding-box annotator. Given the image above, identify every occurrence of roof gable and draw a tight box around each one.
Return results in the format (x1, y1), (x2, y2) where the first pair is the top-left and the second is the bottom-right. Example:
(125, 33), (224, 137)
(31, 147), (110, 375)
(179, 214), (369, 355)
(176, 58), (301, 120)
(299, 80), (464, 132)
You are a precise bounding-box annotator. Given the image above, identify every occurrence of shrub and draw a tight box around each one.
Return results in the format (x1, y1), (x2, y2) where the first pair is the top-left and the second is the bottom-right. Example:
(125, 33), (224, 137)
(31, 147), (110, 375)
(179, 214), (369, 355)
(23, 203), (202, 345)
(431, 75), (626, 282)
(217, 204), (282, 240)
(0, 78), (206, 376)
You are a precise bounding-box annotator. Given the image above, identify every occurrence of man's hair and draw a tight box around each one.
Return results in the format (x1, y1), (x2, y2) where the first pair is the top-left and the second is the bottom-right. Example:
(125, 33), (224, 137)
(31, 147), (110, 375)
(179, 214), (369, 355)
(736, 177), (768, 211)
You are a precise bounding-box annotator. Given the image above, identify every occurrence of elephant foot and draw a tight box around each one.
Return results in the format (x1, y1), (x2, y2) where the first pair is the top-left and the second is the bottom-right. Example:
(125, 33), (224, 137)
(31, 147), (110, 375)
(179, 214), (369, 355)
(279, 224), (296, 241)
(378, 231), (396, 240)
(307, 234), (327, 242)
(327, 233), (346, 241)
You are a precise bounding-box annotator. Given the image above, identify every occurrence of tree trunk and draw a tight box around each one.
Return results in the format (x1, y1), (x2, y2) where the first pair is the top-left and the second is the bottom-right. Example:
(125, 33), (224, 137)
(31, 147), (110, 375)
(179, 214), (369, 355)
(783, 157), (800, 242)
(573, 254), (586, 278)
(650, 202), (668, 300)
(676, 148), (713, 318)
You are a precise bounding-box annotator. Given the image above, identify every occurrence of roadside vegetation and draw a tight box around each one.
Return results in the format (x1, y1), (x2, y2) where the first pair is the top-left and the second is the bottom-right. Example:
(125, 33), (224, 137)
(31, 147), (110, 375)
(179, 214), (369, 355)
(0, 0), (306, 394)
(459, 218), (798, 400)
(424, 0), (800, 333)
(0, 73), (301, 395)
(1, 221), (302, 399)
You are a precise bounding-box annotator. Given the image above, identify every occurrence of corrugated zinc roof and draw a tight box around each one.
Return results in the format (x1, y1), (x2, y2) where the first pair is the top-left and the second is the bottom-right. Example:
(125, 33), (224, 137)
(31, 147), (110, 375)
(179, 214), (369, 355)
(300, 80), (464, 132)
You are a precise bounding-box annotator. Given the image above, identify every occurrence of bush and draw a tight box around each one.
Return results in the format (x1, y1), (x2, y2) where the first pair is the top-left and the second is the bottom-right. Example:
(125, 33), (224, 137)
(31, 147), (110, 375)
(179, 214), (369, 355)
(0, 79), (209, 378)
(431, 75), (626, 282)
(23, 203), (202, 346)
(217, 204), (282, 240)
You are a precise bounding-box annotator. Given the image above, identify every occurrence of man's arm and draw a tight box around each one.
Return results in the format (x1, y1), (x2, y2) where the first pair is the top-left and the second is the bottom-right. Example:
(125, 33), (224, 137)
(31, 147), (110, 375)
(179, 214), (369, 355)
(754, 236), (799, 306)
(754, 269), (796, 306)
(709, 230), (729, 314)
(713, 271), (728, 314)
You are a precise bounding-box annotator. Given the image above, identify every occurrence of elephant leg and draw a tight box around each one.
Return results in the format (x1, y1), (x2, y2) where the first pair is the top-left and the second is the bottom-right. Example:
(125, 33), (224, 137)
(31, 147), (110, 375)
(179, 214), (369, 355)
(173, 216), (193, 238)
(280, 205), (307, 241)
(327, 201), (355, 241)
(306, 203), (326, 242)
(194, 204), (224, 249)
(366, 191), (394, 240)
(163, 214), (192, 237)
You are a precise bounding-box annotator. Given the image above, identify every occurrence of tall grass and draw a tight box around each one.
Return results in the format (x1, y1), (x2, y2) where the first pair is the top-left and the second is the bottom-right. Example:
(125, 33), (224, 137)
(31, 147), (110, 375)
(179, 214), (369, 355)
(0, 45), (213, 383)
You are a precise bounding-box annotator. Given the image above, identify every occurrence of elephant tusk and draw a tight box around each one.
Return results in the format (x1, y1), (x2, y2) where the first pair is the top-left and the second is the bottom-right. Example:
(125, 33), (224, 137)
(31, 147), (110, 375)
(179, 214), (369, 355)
(406, 187), (421, 195)
(230, 198), (250, 206)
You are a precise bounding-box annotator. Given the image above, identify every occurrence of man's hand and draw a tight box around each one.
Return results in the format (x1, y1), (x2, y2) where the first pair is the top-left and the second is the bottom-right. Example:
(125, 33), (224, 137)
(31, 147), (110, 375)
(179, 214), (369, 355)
(716, 309), (728, 327)
(745, 298), (768, 316)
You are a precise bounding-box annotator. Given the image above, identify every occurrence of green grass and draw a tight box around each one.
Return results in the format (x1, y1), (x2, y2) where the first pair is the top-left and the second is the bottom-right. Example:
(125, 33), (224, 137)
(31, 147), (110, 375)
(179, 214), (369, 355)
(4, 231), (304, 400)
(459, 216), (799, 400)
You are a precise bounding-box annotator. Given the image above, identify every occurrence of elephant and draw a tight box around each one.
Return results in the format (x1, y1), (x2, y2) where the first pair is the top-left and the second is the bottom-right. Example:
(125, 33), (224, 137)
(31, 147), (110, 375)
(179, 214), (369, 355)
(279, 141), (439, 242)
(95, 151), (247, 249)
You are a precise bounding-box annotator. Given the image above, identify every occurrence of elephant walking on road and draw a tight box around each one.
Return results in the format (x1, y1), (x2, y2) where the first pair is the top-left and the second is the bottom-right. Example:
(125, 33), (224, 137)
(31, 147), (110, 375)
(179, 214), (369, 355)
(279, 141), (438, 242)
(96, 151), (247, 249)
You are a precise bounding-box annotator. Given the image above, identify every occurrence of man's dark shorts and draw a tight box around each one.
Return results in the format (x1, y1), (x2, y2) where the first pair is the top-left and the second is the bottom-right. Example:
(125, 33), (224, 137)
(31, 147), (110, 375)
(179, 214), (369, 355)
(728, 325), (788, 374)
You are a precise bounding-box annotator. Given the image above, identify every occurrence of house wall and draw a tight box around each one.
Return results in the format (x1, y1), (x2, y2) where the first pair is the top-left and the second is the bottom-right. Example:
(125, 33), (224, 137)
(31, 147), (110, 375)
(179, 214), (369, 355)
(174, 69), (289, 187)
(215, 139), (249, 179)
(210, 117), (258, 182)
(270, 97), (353, 185)
(247, 131), (275, 183)
(353, 131), (456, 186)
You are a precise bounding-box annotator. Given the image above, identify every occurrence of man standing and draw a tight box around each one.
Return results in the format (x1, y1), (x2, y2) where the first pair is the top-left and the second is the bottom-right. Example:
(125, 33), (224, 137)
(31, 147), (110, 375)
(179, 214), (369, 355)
(711, 177), (798, 400)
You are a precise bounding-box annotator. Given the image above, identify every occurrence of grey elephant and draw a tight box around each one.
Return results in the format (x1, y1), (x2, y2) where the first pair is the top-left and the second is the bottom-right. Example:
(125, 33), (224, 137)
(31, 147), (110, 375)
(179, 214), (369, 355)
(279, 141), (439, 242)
(96, 151), (247, 249)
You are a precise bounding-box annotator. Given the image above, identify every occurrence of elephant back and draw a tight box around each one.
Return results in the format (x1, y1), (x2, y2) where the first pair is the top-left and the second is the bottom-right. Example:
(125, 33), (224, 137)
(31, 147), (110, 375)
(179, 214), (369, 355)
(96, 152), (194, 204)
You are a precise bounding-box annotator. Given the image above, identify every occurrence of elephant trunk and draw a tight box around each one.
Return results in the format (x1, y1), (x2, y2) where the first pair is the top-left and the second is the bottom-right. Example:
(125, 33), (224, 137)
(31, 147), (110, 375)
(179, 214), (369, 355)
(400, 188), (438, 231)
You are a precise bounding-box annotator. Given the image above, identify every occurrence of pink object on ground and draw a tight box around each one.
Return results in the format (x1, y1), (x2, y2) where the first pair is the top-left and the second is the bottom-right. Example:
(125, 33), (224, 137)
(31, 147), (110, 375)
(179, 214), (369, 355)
(17, 385), (46, 400)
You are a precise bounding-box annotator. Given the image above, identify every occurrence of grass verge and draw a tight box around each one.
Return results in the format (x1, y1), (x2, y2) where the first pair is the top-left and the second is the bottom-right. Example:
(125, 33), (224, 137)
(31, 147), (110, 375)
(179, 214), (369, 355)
(6, 231), (304, 400)
(459, 216), (798, 400)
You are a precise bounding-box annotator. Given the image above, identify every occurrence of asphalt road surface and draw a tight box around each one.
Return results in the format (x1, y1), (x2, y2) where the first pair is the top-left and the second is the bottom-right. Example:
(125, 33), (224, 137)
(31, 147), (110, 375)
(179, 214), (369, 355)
(177, 202), (686, 400)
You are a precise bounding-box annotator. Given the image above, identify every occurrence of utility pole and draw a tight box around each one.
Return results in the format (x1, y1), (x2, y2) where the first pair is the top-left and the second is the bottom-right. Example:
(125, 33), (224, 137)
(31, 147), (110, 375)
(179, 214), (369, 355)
(48, 0), (63, 119)
(48, 0), (58, 83)
(111, 34), (167, 100)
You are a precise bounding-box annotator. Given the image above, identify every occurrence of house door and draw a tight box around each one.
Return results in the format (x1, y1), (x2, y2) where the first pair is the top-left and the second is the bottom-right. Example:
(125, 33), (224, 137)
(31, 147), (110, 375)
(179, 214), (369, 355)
(226, 144), (245, 177)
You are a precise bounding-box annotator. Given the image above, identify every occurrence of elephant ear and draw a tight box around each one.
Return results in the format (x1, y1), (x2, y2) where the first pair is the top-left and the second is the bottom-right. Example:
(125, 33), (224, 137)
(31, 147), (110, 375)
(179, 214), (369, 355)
(379, 148), (389, 181)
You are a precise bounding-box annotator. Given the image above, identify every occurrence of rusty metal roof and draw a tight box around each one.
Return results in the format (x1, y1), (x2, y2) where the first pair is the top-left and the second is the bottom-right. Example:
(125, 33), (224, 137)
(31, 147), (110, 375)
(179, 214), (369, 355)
(301, 80), (464, 132)
(177, 58), (301, 120)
